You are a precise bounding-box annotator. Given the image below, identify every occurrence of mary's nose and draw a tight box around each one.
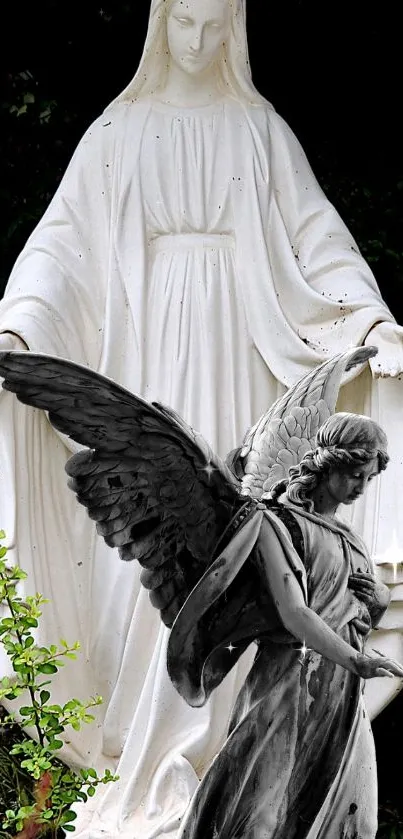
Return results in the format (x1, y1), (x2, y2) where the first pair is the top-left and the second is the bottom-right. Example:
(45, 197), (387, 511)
(190, 27), (204, 52)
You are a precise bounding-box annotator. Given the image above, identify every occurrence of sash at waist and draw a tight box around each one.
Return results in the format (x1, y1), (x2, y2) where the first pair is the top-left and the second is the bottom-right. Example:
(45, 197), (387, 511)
(148, 233), (235, 253)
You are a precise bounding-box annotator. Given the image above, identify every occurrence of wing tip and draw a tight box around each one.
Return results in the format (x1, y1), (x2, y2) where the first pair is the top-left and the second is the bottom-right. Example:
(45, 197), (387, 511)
(344, 345), (378, 370)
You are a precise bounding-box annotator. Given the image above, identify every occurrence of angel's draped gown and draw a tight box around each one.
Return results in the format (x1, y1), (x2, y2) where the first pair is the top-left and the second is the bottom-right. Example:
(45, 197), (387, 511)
(178, 503), (378, 839)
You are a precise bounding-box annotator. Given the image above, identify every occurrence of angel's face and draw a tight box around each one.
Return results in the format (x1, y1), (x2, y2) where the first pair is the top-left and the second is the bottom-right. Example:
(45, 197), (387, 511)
(167, 0), (230, 77)
(325, 457), (379, 506)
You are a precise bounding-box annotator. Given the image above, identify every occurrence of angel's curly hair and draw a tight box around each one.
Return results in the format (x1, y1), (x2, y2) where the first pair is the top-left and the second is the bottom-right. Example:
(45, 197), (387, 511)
(269, 412), (389, 512)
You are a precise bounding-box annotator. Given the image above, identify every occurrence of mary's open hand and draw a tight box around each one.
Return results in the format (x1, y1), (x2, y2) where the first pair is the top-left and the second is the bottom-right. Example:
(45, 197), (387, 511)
(365, 321), (403, 378)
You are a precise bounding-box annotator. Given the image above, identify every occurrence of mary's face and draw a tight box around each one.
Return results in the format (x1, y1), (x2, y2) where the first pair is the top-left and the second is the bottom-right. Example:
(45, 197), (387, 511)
(167, 0), (230, 77)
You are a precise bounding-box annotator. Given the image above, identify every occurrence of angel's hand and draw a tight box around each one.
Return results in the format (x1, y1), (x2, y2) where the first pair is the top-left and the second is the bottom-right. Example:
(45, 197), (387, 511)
(350, 604), (372, 636)
(348, 572), (390, 616)
(354, 652), (403, 680)
(364, 322), (403, 378)
(0, 332), (28, 352)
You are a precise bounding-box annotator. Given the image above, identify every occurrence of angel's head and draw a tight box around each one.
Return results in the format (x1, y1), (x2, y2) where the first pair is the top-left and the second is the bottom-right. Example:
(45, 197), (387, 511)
(285, 412), (389, 512)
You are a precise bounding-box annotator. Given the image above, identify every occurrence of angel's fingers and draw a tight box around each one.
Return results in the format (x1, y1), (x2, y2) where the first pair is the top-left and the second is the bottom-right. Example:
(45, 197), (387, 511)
(375, 668), (394, 678)
(380, 660), (403, 678)
(351, 593), (372, 606)
(349, 581), (374, 592)
(352, 619), (371, 634)
(349, 579), (376, 589)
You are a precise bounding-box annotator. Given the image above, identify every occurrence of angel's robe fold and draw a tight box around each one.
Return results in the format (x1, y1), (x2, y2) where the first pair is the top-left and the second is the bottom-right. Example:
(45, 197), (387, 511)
(176, 505), (378, 839)
(0, 99), (401, 837)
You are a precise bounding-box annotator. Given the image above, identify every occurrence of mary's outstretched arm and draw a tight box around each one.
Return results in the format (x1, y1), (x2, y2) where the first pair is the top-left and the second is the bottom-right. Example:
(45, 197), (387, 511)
(266, 110), (403, 378)
(0, 113), (117, 368)
(255, 514), (403, 680)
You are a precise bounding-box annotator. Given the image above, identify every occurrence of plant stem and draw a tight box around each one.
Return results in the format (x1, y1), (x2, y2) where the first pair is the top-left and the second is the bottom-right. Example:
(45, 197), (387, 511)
(2, 577), (44, 747)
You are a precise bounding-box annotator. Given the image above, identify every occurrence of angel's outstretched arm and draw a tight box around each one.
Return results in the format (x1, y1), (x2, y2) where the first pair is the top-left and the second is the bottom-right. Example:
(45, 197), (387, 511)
(254, 515), (403, 681)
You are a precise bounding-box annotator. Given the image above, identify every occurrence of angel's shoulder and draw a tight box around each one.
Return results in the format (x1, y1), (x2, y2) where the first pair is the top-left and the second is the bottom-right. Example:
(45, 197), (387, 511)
(265, 501), (305, 562)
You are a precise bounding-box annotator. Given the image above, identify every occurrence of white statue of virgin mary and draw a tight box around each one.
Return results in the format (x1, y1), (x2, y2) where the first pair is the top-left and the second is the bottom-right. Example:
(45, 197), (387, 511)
(1, 0), (403, 836)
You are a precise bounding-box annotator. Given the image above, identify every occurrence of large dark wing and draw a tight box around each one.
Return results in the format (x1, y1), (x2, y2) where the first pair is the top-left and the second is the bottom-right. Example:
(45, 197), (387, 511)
(0, 352), (241, 626)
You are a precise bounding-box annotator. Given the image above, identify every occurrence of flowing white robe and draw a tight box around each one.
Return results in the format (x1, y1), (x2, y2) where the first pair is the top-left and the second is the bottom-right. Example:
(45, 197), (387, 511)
(0, 99), (402, 838)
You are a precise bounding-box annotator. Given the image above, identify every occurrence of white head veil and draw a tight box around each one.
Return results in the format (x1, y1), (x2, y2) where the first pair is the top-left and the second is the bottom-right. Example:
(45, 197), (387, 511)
(107, 0), (269, 107)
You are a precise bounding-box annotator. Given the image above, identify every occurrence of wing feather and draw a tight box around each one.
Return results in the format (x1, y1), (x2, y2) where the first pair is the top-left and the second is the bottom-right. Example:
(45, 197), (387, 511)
(237, 346), (378, 498)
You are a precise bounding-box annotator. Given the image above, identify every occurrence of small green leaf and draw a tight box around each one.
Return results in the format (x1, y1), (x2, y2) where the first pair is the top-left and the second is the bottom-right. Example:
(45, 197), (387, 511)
(38, 662), (58, 674)
(40, 689), (51, 703)
(40, 808), (54, 820)
(48, 738), (64, 750)
(64, 699), (81, 711)
(1, 618), (15, 629)
(58, 810), (78, 825)
(16, 805), (36, 819)
(19, 706), (34, 716)
(25, 617), (39, 628)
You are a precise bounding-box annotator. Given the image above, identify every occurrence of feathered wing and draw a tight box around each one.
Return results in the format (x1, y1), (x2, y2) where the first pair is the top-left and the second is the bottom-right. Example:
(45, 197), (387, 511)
(0, 351), (242, 627)
(233, 346), (378, 499)
(0, 346), (378, 706)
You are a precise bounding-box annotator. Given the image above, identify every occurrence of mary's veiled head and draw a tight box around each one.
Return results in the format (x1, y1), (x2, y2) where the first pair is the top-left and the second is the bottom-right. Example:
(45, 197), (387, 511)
(109, 0), (267, 106)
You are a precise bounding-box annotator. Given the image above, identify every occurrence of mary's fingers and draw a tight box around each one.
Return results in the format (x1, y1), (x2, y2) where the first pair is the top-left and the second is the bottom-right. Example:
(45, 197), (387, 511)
(371, 361), (403, 379)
